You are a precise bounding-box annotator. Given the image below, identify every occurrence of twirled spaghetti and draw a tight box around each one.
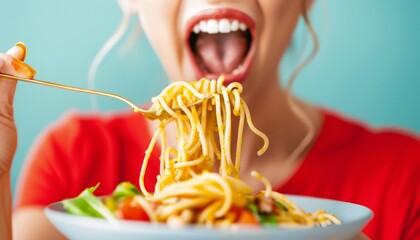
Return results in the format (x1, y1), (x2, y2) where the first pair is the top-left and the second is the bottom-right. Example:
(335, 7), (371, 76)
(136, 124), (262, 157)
(139, 76), (268, 197)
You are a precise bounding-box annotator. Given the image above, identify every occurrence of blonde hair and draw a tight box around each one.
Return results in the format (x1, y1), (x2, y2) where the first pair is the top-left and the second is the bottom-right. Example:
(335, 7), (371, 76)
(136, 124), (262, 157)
(88, 0), (141, 110)
(283, 0), (320, 163)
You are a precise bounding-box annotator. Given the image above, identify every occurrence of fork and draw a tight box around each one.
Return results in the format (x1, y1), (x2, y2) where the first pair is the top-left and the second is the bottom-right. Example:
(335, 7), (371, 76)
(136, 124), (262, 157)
(0, 73), (206, 120)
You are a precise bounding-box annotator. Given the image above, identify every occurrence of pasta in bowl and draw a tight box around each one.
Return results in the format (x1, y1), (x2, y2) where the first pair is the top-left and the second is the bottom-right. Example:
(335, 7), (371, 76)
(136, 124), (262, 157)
(45, 192), (372, 240)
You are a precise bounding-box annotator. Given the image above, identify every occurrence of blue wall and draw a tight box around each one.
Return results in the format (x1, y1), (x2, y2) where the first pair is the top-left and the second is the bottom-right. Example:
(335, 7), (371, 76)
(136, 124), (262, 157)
(1, 0), (419, 197)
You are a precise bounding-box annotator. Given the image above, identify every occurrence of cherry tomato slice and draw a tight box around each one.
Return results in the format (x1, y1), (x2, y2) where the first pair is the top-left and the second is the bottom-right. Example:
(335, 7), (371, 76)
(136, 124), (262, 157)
(231, 206), (259, 225)
(116, 197), (150, 221)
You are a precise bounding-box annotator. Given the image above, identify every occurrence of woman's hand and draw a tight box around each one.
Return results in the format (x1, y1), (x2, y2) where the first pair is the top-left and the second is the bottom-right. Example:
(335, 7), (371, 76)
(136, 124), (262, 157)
(0, 43), (36, 176)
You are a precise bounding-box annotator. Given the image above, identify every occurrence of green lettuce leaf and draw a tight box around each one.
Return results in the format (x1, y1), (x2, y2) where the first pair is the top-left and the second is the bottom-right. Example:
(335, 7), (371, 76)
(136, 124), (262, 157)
(275, 201), (288, 211)
(258, 213), (278, 226)
(62, 183), (116, 222)
(112, 182), (140, 199)
(247, 202), (278, 226)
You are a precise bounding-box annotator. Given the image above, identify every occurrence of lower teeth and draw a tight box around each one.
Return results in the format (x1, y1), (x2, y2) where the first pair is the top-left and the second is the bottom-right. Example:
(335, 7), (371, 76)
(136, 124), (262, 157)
(232, 64), (243, 75)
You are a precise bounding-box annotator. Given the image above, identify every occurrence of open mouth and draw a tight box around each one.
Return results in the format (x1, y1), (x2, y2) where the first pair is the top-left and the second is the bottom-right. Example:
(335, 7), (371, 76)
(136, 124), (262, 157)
(186, 8), (255, 84)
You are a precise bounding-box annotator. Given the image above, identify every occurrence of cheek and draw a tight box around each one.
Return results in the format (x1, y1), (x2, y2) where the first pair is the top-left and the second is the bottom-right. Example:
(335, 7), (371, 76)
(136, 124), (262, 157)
(137, 1), (185, 81)
(255, 0), (302, 72)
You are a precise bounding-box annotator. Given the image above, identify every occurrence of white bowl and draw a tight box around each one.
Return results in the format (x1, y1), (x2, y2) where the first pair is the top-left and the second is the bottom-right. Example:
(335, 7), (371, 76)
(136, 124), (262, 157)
(45, 194), (372, 240)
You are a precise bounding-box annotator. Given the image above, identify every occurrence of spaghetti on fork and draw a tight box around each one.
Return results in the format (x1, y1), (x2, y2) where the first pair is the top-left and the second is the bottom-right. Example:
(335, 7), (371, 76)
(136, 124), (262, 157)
(134, 76), (340, 227)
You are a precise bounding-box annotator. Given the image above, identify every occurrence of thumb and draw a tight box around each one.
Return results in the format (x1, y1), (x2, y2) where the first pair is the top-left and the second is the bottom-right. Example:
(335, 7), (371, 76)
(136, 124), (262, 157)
(3, 42), (35, 77)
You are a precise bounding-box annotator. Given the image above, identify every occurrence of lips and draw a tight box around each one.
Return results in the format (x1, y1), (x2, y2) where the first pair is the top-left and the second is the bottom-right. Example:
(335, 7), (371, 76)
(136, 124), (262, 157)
(186, 8), (255, 84)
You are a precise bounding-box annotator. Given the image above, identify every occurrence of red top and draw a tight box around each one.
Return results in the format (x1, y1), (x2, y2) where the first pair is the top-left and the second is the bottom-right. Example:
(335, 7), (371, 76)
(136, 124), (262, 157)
(15, 110), (420, 239)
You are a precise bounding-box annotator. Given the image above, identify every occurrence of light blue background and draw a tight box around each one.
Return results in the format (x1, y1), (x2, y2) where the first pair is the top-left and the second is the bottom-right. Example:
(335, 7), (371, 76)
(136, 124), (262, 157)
(1, 0), (419, 197)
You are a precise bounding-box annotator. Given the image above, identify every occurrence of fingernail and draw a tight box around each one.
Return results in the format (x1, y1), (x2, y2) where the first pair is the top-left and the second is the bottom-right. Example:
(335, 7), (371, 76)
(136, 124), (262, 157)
(15, 42), (27, 61)
(10, 58), (36, 78)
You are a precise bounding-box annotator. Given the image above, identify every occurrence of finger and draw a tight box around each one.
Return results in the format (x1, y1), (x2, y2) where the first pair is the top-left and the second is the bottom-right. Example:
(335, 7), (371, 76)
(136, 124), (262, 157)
(7, 43), (25, 60)
(0, 43), (36, 78)
(0, 43), (35, 109)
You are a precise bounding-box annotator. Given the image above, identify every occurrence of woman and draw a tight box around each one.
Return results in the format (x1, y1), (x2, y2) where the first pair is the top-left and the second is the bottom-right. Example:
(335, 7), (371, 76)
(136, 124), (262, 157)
(0, 0), (419, 239)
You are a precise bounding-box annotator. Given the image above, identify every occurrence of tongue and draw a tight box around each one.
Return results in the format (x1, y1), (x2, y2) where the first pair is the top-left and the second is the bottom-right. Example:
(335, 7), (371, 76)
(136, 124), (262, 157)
(194, 32), (249, 74)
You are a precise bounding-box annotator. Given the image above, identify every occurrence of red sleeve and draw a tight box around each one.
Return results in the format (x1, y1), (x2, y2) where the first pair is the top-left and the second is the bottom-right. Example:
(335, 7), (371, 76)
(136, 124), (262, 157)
(401, 139), (420, 239)
(15, 113), (81, 207)
(14, 111), (160, 208)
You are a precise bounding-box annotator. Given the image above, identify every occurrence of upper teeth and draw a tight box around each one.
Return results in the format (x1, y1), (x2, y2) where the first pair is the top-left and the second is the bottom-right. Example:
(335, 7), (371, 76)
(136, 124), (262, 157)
(192, 19), (248, 34)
